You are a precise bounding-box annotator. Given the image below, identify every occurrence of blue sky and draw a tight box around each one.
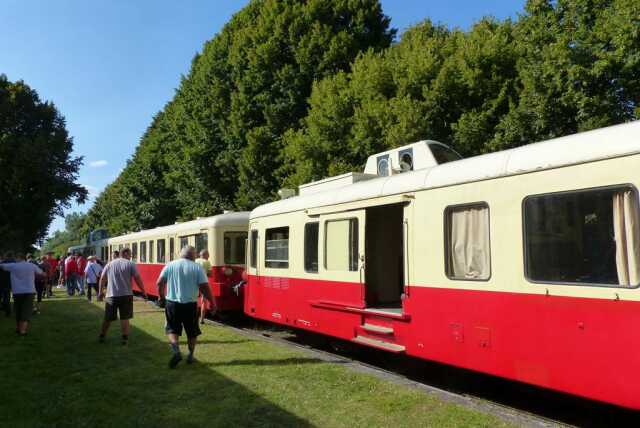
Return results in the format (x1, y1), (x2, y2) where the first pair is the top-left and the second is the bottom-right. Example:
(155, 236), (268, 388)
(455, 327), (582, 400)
(0, 0), (524, 235)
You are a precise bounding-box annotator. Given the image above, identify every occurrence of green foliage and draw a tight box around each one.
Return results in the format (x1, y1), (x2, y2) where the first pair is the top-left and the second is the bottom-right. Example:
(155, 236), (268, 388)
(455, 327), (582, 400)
(41, 212), (87, 256)
(0, 75), (86, 252)
(284, 0), (639, 184)
(88, 0), (639, 234)
(86, 0), (394, 235)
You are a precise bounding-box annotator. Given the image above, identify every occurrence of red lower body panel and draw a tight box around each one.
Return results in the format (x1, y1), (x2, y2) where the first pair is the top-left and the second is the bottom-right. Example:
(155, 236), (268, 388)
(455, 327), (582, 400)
(245, 274), (640, 410)
(135, 263), (244, 312)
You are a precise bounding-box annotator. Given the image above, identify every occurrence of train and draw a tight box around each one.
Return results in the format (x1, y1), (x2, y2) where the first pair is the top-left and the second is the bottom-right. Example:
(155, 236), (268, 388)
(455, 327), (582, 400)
(88, 121), (640, 410)
(70, 214), (250, 314)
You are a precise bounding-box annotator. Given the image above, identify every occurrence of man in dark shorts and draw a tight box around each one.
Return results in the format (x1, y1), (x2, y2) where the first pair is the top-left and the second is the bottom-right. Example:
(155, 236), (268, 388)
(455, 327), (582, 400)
(157, 245), (213, 368)
(0, 253), (44, 335)
(97, 248), (146, 345)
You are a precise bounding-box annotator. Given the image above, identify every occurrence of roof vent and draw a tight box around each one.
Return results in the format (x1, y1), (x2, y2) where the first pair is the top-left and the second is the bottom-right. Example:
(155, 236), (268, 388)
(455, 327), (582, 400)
(364, 141), (461, 176)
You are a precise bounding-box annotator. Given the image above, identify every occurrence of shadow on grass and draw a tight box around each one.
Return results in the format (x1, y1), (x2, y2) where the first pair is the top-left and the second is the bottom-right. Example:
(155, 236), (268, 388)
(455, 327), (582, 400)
(0, 295), (314, 428)
(207, 357), (332, 367)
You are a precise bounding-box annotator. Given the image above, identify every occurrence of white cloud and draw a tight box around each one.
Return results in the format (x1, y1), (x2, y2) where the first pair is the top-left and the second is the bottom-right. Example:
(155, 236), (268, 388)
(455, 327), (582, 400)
(89, 160), (108, 168)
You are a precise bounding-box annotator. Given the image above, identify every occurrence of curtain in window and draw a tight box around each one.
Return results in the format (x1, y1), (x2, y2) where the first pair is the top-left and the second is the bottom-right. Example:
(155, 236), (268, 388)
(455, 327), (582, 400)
(613, 190), (640, 286)
(450, 206), (490, 279)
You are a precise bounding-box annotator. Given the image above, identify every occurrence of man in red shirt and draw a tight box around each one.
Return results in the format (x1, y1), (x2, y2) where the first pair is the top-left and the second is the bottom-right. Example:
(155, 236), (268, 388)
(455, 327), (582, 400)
(76, 254), (87, 296)
(65, 253), (79, 296)
(45, 252), (58, 297)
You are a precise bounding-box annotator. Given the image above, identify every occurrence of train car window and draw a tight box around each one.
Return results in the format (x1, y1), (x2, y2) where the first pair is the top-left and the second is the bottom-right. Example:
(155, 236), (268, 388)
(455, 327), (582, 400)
(265, 227), (289, 268)
(250, 230), (258, 268)
(157, 239), (166, 263)
(524, 186), (640, 287)
(169, 238), (175, 261)
(325, 219), (358, 271)
(304, 223), (319, 273)
(195, 233), (208, 254)
(445, 203), (491, 280)
(140, 241), (147, 263)
(224, 232), (247, 264)
(131, 243), (138, 262)
(149, 240), (154, 263)
(179, 236), (188, 251)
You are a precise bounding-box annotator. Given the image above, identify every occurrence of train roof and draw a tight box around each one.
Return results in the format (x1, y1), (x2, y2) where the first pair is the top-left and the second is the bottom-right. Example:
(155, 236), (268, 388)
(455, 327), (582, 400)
(251, 121), (640, 219)
(108, 212), (250, 243)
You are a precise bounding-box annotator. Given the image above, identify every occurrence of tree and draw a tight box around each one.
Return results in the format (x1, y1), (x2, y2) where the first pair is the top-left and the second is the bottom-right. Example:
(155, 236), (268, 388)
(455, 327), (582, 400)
(0, 75), (86, 252)
(41, 212), (87, 256)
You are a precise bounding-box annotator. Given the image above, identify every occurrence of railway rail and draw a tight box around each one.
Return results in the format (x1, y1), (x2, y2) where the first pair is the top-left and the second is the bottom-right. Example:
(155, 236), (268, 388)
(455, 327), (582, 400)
(196, 312), (638, 428)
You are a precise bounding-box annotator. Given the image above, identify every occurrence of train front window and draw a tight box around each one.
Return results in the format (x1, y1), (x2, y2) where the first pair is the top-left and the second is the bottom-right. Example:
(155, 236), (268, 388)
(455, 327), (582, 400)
(149, 240), (154, 263)
(265, 227), (289, 268)
(179, 237), (188, 251)
(524, 186), (640, 287)
(131, 243), (138, 261)
(195, 233), (208, 254)
(140, 241), (147, 263)
(224, 232), (247, 264)
(304, 223), (319, 273)
(157, 239), (166, 263)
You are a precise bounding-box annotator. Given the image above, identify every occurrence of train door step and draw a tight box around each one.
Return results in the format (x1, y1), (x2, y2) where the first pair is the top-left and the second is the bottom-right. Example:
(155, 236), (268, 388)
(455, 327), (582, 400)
(352, 335), (406, 353)
(361, 323), (394, 335)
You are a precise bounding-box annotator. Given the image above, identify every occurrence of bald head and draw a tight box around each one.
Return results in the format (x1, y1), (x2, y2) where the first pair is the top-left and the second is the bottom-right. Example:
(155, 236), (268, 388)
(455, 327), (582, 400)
(181, 245), (197, 261)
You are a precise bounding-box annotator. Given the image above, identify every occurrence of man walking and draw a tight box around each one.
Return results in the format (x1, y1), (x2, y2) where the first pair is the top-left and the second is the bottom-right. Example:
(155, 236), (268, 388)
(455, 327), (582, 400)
(97, 248), (146, 345)
(44, 252), (58, 297)
(64, 253), (78, 296)
(84, 256), (102, 302)
(157, 245), (213, 368)
(195, 249), (212, 324)
(76, 254), (87, 296)
(0, 253), (44, 335)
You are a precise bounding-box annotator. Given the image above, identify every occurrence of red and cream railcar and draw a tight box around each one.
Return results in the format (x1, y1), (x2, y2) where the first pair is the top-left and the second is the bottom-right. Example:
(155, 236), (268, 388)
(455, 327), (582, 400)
(107, 212), (249, 313)
(244, 121), (640, 410)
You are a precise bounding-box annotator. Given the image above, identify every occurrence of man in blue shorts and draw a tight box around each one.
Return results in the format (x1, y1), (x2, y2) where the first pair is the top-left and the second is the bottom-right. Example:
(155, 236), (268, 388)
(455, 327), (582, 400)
(156, 245), (213, 368)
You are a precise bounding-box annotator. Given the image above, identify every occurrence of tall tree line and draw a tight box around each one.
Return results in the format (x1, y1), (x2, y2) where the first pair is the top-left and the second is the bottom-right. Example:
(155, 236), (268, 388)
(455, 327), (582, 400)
(85, 0), (639, 236)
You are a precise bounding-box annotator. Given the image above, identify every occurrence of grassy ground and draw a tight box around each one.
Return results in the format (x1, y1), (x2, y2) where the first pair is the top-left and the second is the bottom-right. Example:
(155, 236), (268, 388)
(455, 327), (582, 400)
(0, 290), (510, 428)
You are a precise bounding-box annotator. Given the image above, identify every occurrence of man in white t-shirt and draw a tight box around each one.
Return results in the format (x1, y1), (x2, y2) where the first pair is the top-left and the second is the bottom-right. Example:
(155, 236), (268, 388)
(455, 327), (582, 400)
(84, 256), (103, 302)
(0, 253), (44, 335)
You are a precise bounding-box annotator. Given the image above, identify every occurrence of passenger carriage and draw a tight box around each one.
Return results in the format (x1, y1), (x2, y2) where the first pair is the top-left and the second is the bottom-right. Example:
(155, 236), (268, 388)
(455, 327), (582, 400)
(106, 212), (249, 313)
(244, 121), (640, 410)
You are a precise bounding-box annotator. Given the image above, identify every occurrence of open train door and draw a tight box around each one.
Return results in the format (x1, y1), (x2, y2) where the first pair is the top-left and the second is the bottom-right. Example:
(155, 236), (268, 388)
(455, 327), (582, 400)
(318, 210), (366, 308)
(245, 222), (260, 316)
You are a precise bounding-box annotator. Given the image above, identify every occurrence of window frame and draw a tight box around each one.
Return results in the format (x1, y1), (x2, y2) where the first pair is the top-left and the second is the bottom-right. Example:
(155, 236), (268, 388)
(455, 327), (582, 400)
(522, 183), (640, 289)
(323, 217), (359, 272)
(224, 231), (247, 265)
(304, 222), (320, 273)
(140, 241), (147, 263)
(265, 226), (289, 269)
(443, 201), (492, 282)
(250, 230), (258, 269)
(157, 239), (166, 264)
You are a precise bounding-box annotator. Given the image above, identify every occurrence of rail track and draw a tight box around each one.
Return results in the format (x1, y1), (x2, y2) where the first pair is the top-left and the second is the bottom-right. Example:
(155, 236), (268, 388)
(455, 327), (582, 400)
(200, 315), (638, 428)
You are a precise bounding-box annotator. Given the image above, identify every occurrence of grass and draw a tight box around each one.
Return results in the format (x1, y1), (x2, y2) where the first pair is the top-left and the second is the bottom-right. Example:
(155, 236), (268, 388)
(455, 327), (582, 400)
(0, 290), (511, 428)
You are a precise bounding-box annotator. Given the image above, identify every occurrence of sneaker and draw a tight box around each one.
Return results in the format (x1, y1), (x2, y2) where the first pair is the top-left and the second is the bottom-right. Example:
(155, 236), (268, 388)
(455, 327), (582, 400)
(98, 335), (105, 344)
(169, 353), (183, 369)
(186, 354), (195, 364)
